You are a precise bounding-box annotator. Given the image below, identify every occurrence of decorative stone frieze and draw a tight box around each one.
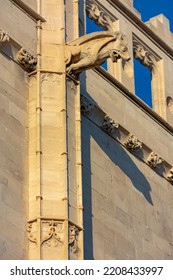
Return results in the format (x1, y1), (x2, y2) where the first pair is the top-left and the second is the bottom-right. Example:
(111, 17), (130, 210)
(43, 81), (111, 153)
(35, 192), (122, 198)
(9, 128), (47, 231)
(124, 134), (142, 151)
(147, 152), (164, 169)
(0, 29), (10, 44)
(81, 96), (94, 115)
(86, 2), (114, 31)
(133, 41), (157, 71)
(101, 115), (119, 134)
(27, 219), (64, 247)
(27, 222), (37, 245)
(41, 220), (64, 247)
(69, 225), (79, 254)
(166, 168), (173, 182)
(16, 48), (37, 72)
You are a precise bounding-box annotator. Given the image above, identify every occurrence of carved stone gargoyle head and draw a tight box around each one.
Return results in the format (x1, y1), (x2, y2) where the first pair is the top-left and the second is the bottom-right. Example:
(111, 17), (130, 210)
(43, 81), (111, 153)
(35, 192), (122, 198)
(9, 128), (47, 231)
(65, 31), (133, 78)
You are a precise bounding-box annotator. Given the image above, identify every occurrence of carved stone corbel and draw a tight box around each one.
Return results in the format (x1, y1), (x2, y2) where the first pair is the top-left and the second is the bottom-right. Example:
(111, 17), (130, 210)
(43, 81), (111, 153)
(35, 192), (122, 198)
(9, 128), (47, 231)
(101, 115), (119, 134)
(133, 42), (157, 72)
(81, 96), (94, 115)
(147, 152), (164, 169)
(166, 168), (173, 183)
(0, 29), (10, 44)
(16, 48), (37, 72)
(124, 134), (142, 152)
(86, 2), (115, 31)
(69, 225), (79, 254)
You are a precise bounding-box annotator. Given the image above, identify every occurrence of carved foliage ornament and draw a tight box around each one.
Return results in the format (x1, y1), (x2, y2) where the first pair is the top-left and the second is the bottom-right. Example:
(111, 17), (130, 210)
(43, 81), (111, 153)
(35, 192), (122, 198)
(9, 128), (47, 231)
(133, 42), (157, 72)
(0, 29), (10, 43)
(147, 152), (164, 169)
(69, 225), (79, 254)
(101, 115), (119, 135)
(166, 168), (173, 182)
(86, 2), (114, 31)
(16, 48), (37, 72)
(124, 134), (142, 152)
(81, 95), (94, 115)
(27, 220), (64, 247)
(41, 220), (64, 247)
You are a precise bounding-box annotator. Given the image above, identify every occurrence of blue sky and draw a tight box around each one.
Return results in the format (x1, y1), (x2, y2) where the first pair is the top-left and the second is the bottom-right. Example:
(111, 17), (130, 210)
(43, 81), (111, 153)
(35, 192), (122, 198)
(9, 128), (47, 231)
(134, 0), (173, 32)
(87, 1), (173, 108)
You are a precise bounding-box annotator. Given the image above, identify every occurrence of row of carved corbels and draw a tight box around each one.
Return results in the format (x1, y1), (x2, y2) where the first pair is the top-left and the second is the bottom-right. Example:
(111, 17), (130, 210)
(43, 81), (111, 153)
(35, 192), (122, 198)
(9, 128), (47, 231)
(0, 29), (37, 72)
(81, 95), (173, 183)
(27, 219), (80, 255)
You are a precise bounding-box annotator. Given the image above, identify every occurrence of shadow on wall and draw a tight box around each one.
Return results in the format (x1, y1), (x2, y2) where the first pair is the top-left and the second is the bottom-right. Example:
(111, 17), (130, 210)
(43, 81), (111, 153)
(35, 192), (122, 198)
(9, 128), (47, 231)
(81, 92), (153, 260)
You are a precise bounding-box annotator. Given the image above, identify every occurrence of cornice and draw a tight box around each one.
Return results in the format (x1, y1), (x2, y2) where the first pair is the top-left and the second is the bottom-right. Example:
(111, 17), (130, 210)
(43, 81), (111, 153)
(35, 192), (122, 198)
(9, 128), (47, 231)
(94, 67), (173, 136)
(106, 0), (173, 59)
(10, 0), (46, 22)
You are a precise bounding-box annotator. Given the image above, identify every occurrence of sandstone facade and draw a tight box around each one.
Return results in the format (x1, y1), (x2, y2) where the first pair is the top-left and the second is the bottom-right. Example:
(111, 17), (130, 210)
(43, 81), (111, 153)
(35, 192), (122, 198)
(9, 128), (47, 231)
(0, 0), (173, 260)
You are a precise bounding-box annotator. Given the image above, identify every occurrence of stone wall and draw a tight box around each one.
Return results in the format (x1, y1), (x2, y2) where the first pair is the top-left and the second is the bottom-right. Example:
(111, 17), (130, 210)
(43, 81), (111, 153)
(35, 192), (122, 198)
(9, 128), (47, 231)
(81, 69), (173, 259)
(0, 0), (37, 259)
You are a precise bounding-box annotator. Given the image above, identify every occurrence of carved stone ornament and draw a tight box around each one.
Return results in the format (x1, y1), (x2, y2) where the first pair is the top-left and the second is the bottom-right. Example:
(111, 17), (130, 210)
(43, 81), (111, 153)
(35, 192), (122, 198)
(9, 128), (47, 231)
(124, 134), (142, 152)
(41, 220), (64, 247)
(81, 95), (94, 115)
(147, 152), (164, 169)
(0, 29), (10, 44)
(133, 42), (157, 72)
(166, 168), (173, 182)
(27, 222), (37, 245)
(16, 48), (37, 72)
(69, 225), (79, 254)
(65, 31), (132, 77)
(86, 2), (114, 31)
(101, 115), (119, 134)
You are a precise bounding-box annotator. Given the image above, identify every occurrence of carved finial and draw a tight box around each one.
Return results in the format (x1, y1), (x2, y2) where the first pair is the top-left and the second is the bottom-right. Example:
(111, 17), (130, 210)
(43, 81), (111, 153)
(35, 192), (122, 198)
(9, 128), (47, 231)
(166, 168), (173, 183)
(16, 48), (37, 72)
(133, 42), (157, 72)
(147, 152), (164, 169)
(86, 2), (114, 31)
(81, 96), (94, 115)
(0, 29), (10, 44)
(69, 225), (79, 254)
(124, 134), (142, 151)
(101, 115), (119, 135)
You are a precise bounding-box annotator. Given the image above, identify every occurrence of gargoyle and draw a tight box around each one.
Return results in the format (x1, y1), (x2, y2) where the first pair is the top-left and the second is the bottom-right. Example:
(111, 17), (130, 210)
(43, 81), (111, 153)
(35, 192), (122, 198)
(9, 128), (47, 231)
(65, 31), (133, 77)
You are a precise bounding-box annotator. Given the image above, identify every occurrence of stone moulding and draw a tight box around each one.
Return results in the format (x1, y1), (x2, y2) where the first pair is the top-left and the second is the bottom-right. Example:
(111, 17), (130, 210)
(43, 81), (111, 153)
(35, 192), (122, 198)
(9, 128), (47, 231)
(86, 1), (115, 31)
(81, 95), (94, 115)
(69, 225), (79, 255)
(133, 41), (157, 72)
(101, 115), (119, 134)
(16, 48), (37, 72)
(81, 94), (173, 184)
(0, 29), (10, 44)
(124, 134), (142, 152)
(147, 152), (164, 169)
